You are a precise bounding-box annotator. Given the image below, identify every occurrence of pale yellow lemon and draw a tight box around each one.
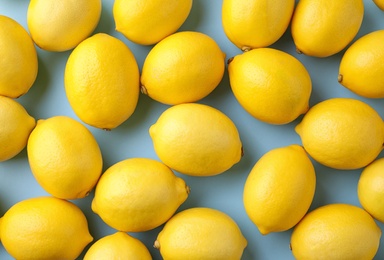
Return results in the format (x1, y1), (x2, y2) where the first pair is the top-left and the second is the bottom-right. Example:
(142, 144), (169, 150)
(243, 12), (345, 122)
(290, 203), (381, 260)
(27, 116), (103, 200)
(228, 48), (311, 125)
(64, 33), (140, 130)
(154, 207), (247, 260)
(374, 0), (384, 11)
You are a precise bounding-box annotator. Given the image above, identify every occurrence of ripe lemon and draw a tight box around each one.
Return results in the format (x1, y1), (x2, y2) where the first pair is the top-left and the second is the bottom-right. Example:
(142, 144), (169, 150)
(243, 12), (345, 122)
(64, 33), (140, 130)
(27, 116), (103, 200)
(374, 0), (384, 11)
(149, 103), (243, 176)
(0, 15), (38, 98)
(338, 30), (384, 98)
(222, 0), (294, 50)
(27, 0), (101, 51)
(291, 0), (364, 57)
(0, 96), (35, 162)
(140, 31), (225, 105)
(91, 158), (189, 232)
(228, 48), (311, 124)
(113, 0), (192, 45)
(295, 98), (384, 170)
(0, 196), (93, 260)
(290, 203), (381, 259)
(243, 145), (316, 235)
(84, 232), (152, 260)
(154, 207), (247, 259)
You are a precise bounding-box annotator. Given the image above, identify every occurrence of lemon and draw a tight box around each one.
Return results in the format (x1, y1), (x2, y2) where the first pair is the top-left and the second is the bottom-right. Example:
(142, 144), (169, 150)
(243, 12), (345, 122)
(0, 196), (93, 260)
(338, 30), (384, 98)
(84, 232), (152, 260)
(228, 48), (311, 124)
(222, 0), (295, 50)
(295, 98), (384, 170)
(291, 0), (364, 57)
(149, 103), (243, 176)
(243, 145), (316, 235)
(290, 203), (381, 259)
(113, 0), (192, 45)
(154, 207), (247, 260)
(0, 96), (36, 162)
(374, 0), (384, 11)
(140, 31), (225, 105)
(91, 158), (189, 232)
(0, 15), (38, 98)
(27, 116), (103, 200)
(64, 33), (140, 130)
(27, 0), (101, 51)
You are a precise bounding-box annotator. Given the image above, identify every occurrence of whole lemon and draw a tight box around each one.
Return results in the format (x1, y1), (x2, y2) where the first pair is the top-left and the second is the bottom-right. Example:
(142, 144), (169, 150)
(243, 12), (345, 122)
(290, 203), (381, 260)
(374, 0), (384, 11)
(91, 158), (189, 232)
(64, 33), (140, 130)
(295, 98), (384, 170)
(113, 0), (192, 45)
(243, 145), (316, 235)
(0, 15), (38, 98)
(228, 48), (311, 124)
(149, 103), (243, 176)
(0, 196), (93, 260)
(0, 96), (35, 162)
(222, 0), (295, 50)
(338, 30), (384, 98)
(27, 0), (101, 51)
(291, 0), (364, 57)
(154, 207), (247, 260)
(140, 31), (225, 105)
(27, 116), (103, 200)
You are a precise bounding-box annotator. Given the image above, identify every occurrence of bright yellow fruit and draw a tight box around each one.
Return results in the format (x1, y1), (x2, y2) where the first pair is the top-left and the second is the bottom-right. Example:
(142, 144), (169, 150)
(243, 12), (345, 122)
(295, 98), (384, 170)
(0, 196), (93, 260)
(141, 31), (225, 105)
(84, 232), (152, 260)
(291, 0), (364, 57)
(222, 0), (294, 50)
(113, 0), (192, 45)
(64, 33), (140, 130)
(339, 30), (384, 98)
(243, 145), (316, 235)
(154, 207), (247, 260)
(149, 103), (243, 176)
(228, 48), (311, 124)
(91, 158), (189, 232)
(0, 15), (38, 98)
(290, 203), (381, 260)
(374, 0), (384, 11)
(27, 116), (103, 200)
(27, 0), (101, 51)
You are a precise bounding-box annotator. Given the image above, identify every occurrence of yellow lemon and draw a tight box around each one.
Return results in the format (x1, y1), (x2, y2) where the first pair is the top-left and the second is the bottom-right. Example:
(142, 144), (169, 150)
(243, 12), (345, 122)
(290, 203), (382, 260)
(140, 31), (225, 105)
(338, 30), (384, 98)
(0, 15), (38, 98)
(0, 96), (35, 162)
(113, 0), (192, 45)
(84, 232), (152, 260)
(228, 48), (311, 125)
(0, 196), (93, 260)
(149, 103), (243, 176)
(154, 207), (247, 260)
(64, 33), (140, 130)
(91, 158), (189, 232)
(27, 116), (103, 200)
(243, 145), (316, 235)
(291, 0), (364, 57)
(295, 98), (384, 170)
(27, 0), (101, 51)
(374, 0), (384, 11)
(222, 0), (295, 50)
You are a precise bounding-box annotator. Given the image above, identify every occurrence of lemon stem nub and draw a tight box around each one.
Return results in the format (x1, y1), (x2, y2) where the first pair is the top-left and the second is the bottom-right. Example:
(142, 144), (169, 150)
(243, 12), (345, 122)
(337, 74), (343, 83)
(295, 47), (303, 54)
(154, 240), (160, 249)
(140, 85), (148, 95)
(227, 57), (234, 64)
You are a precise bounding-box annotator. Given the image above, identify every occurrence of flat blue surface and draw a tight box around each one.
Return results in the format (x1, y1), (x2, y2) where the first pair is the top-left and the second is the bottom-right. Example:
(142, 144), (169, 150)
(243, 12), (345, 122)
(1, 0), (384, 259)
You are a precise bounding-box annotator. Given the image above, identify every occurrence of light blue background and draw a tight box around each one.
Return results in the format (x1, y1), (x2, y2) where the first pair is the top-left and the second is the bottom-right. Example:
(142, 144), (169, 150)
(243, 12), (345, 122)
(1, 0), (384, 259)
